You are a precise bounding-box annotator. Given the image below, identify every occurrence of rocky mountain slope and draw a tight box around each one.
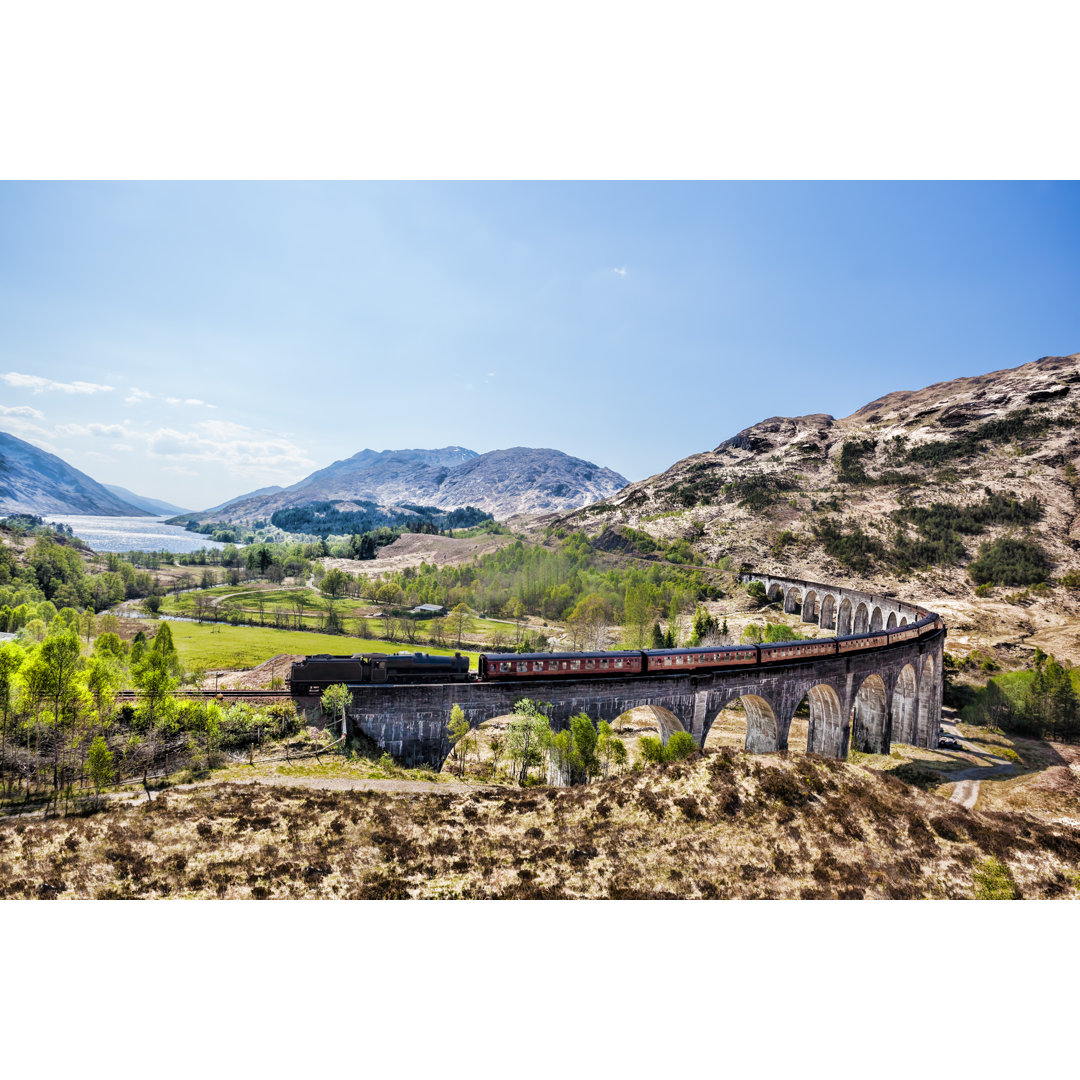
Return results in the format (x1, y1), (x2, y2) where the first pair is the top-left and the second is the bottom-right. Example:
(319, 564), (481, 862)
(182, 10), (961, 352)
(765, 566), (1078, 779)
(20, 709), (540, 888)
(0, 431), (148, 516)
(553, 352), (1080, 653)
(197, 446), (629, 523)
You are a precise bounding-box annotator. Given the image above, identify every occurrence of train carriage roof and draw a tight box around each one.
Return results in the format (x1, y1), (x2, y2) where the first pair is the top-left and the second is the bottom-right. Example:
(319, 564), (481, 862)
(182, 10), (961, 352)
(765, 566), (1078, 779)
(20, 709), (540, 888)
(481, 650), (642, 662)
(643, 645), (757, 657)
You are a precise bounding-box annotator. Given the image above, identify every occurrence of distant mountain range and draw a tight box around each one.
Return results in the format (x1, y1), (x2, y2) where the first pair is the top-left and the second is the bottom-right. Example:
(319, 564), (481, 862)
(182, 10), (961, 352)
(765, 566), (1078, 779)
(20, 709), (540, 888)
(103, 484), (190, 516)
(189, 446), (630, 523)
(0, 431), (150, 516)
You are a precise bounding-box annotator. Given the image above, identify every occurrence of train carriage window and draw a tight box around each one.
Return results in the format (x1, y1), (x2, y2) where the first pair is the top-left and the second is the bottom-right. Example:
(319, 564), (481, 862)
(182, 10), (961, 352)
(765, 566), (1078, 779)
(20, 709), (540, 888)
(517, 662), (527, 672)
(586, 659), (596, 669)
(614, 658), (623, 668)
(500, 662), (511, 672)
(571, 660), (581, 670)
(600, 659), (609, 668)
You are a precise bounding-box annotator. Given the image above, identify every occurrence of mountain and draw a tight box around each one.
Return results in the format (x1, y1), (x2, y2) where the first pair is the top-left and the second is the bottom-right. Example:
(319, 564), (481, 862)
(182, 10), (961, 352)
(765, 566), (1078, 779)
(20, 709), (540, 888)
(197, 446), (628, 523)
(0, 431), (149, 516)
(201, 485), (284, 515)
(103, 484), (190, 516)
(554, 352), (1080, 603)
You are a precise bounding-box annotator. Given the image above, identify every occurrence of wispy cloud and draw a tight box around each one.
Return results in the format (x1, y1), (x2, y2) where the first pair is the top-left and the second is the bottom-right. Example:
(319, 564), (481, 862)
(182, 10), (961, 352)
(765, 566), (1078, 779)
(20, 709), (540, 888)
(612, 266), (627, 277)
(0, 404), (45, 419)
(124, 387), (153, 405)
(145, 420), (317, 479)
(3, 372), (113, 394)
(55, 422), (136, 438)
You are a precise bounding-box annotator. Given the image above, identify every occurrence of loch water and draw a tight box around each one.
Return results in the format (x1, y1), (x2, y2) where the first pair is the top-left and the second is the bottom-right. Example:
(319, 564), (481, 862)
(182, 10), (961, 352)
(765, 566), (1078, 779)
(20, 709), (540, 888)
(43, 514), (226, 554)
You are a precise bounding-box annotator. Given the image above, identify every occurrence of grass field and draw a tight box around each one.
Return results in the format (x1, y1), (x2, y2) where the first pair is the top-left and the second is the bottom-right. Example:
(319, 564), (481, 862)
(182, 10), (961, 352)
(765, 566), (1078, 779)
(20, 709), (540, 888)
(164, 620), (480, 670)
(158, 585), (522, 645)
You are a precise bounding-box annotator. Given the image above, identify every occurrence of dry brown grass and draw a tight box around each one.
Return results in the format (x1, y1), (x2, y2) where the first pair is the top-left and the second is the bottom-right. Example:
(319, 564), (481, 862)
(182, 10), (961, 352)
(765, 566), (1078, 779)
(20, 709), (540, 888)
(2, 749), (1078, 899)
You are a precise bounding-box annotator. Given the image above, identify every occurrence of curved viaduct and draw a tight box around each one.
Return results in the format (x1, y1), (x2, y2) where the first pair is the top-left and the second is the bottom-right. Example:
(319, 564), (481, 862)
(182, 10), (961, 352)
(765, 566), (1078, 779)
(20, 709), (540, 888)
(332, 573), (945, 769)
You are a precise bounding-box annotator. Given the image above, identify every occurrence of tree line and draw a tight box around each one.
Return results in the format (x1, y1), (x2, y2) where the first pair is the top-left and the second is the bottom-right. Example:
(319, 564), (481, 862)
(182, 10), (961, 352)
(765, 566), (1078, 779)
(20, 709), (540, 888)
(0, 618), (300, 811)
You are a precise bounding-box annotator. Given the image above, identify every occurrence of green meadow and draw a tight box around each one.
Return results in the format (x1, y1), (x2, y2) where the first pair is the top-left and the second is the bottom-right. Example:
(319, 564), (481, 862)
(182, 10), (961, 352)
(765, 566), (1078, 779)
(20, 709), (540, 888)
(163, 620), (481, 671)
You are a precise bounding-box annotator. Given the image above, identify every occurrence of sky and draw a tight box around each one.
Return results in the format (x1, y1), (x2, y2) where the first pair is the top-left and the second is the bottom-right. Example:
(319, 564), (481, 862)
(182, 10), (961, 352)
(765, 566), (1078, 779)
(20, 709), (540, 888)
(0, 181), (1077, 511)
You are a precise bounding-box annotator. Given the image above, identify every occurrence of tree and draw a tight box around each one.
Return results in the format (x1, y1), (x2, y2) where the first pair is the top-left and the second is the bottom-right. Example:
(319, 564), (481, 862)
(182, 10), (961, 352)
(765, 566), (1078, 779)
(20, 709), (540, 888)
(448, 603), (471, 649)
(40, 630), (83, 797)
(569, 712), (599, 782)
(320, 567), (350, 599)
(623, 584), (657, 649)
(1024, 651), (1078, 740)
(664, 731), (697, 761)
(87, 735), (114, 791)
(689, 604), (718, 646)
(597, 720), (627, 778)
(650, 621), (666, 650)
(85, 654), (122, 726)
(488, 733), (505, 778)
(0, 641), (24, 793)
(447, 703), (472, 777)
(321, 683), (351, 742)
(506, 699), (550, 785)
(150, 622), (182, 677)
(566, 593), (610, 652)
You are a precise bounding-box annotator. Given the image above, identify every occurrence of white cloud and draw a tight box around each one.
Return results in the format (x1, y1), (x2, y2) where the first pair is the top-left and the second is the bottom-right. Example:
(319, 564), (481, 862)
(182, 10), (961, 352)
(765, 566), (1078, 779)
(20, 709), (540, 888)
(55, 422), (136, 438)
(3, 372), (113, 394)
(612, 266), (627, 277)
(163, 465), (198, 477)
(130, 388), (215, 408)
(146, 420), (317, 479)
(0, 404), (44, 419)
(0, 416), (56, 447)
(112, 443), (134, 453)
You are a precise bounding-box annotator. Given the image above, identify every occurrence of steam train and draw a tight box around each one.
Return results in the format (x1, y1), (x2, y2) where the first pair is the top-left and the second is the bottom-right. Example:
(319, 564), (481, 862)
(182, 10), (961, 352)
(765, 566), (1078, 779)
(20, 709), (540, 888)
(289, 651), (471, 694)
(288, 613), (944, 694)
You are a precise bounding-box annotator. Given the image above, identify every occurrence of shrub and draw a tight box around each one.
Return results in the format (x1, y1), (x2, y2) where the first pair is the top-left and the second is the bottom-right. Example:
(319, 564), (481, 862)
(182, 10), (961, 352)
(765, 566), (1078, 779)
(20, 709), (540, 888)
(972, 856), (1018, 899)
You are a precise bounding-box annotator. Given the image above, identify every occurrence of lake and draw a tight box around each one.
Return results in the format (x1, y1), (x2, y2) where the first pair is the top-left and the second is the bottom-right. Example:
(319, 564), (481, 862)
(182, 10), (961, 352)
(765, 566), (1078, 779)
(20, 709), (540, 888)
(44, 514), (227, 554)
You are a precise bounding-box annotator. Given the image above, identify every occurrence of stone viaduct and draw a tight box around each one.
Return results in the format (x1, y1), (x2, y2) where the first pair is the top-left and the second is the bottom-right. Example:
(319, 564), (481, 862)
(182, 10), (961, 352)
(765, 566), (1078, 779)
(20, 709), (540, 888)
(325, 572), (945, 769)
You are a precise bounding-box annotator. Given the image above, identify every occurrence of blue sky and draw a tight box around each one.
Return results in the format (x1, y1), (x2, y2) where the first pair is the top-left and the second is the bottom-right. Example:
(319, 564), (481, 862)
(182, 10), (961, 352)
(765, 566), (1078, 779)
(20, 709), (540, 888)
(0, 181), (1077, 510)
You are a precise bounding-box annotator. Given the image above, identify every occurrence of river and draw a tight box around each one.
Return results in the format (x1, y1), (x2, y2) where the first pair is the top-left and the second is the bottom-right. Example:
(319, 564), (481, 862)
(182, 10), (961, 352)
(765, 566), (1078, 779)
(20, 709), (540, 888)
(43, 514), (227, 554)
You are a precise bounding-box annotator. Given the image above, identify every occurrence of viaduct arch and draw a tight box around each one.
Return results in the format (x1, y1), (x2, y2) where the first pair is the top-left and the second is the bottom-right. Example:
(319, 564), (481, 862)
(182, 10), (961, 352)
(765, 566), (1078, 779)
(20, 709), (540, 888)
(327, 572), (945, 768)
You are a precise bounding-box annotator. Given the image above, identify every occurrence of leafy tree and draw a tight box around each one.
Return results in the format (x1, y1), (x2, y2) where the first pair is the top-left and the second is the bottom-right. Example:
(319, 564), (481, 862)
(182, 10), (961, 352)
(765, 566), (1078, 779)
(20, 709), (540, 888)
(506, 698), (550, 785)
(87, 735), (114, 791)
(597, 720), (627, 778)
(650, 621), (665, 650)
(689, 604), (718, 646)
(320, 567), (350, 598)
(321, 683), (351, 741)
(638, 730), (697, 766)
(664, 731), (697, 761)
(447, 703), (472, 777)
(623, 584), (658, 649)
(150, 622), (182, 676)
(1024, 651), (1078, 740)
(638, 735), (666, 764)
(567, 593), (610, 651)
(450, 603), (470, 648)
(569, 713), (599, 781)
(488, 733), (505, 777)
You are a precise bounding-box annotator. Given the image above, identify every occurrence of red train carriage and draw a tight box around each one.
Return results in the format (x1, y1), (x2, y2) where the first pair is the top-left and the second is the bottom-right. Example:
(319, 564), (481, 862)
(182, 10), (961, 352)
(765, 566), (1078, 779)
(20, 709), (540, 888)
(643, 646), (758, 673)
(758, 639), (840, 664)
(477, 651), (644, 681)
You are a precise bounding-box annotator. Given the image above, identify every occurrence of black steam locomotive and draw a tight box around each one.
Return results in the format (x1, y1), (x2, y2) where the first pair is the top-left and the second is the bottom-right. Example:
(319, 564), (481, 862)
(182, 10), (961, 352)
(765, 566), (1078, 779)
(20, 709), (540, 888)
(289, 651), (471, 694)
